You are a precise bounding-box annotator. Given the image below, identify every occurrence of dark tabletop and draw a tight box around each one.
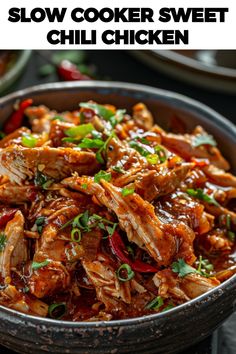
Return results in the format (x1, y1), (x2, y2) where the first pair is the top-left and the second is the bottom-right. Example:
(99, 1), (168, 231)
(1, 50), (235, 354)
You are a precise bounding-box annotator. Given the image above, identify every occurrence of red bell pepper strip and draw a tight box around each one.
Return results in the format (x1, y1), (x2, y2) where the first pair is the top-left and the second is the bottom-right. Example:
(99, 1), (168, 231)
(0, 208), (17, 228)
(57, 60), (91, 81)
(109, 231), (157, 273)
(3, 98), (33, 134)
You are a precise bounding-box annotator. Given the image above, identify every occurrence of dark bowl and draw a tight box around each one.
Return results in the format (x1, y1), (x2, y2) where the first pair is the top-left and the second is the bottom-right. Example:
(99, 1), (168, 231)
(0, 81), (235, 354)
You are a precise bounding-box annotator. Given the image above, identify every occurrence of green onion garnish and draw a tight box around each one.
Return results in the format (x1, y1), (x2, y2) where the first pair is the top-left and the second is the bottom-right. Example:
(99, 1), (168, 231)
(227, 231), (235, 242)
(35, 216), (46, 234)
(116, 263), (135, 282)
(146, 154), (159, 165)
(71, 228), (82, 243)
(0, 233), (6, 252)
(121, 188), (135, 197)
(186, 188), (219, 206)
(22, 134), (38, 148)
(145, 296), (164, 310)
(154, 145), (167, 163)
(32, 259), (50, 270)
(48, 303), (66, 319)
(65, 123), (94, 138)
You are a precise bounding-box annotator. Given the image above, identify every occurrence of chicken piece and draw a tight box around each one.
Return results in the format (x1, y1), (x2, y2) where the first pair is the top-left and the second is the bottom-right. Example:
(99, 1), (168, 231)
(107, 138), (191, 202)
(132, 103), (154, 130)
(0, 284), (48, 317)
(161, 131), (230, 170)
(203, 165), (236, 187)
(0, 145), (100, 184)
(28, 260), (70, 298)
(0, 127), (31, 148)
(0, 211), (27, 283)
(82, 259), (131, 307)
(0, 182), (38, 203)
(153, 269), (219, 301)
(25, 105), (52, 133)
(62, 176), (195, 266)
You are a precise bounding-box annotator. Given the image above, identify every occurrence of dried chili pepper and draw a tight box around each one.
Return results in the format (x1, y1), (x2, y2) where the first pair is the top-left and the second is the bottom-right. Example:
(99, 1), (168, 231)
(109, 231), (157, 273)
(0, 208), (17, 228)
(3, 98), (33, 134)
(57, 60), (91, 81)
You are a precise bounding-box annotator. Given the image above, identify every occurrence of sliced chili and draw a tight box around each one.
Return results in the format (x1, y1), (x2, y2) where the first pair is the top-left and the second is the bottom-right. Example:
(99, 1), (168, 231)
(109, 231), (157, 273)
(3, 98), (33, 134)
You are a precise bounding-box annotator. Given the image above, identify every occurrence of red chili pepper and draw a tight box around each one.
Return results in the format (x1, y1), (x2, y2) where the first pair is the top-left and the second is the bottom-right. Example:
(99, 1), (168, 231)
(0, 208), (17, 228)
(109, 231), (157, 273)
(57, 60), (91, 81)
(3, 98), (33, 134)
(191, 158), (210, 168)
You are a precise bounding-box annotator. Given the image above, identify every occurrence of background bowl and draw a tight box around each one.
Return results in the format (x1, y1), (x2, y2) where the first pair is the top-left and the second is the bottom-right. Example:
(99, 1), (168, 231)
(0, 50), (31, 95)
(0, 81), (235, 354)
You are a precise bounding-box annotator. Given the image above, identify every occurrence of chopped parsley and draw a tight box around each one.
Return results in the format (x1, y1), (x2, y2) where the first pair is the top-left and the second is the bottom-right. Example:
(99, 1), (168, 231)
(196, 256), (214, 277)
(0, 233), (7, 252)
(32, 259), (50, 270)
(192, 134), (217, 147)
(186, 188), (219, 206)
(94, 170), (112, 184)
(35, 216), (46, 234)
(79, 103), (125, 127)
(34, 171), (54, 190)
(172, 259), (198, 278)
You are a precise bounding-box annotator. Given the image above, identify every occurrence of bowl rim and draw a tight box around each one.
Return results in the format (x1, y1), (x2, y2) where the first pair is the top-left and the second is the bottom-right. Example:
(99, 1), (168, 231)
(0, 80), (235, 328)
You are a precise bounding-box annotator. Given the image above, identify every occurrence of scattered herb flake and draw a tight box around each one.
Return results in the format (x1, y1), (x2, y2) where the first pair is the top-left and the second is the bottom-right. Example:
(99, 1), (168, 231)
(79, 103), (114, 120)
(121, 188), (135, 197)
(0, 233), (6, 252)
(94, 171), (112, 184)
(145, 296), (164, 310)
(22, 134), (38, 148)
(192, 134), (217, 147)
(65, 123), (94, 138)
(78, 137), (104, 149)
(172, 258), (198, 278)
(112, 166), (125, 174)
(35, 216), (46, 234)
(32, 259), (50, 270)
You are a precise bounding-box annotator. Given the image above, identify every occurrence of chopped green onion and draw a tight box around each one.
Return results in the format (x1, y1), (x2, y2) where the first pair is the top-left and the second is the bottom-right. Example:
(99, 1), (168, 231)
(116, 263), (135, 282)
(32, 259), (50, 270)
(94, 171), (112, 184)
(22, 134), (37, 148)
(121, 188), (135, 197)
(0, 233), (6, 252)
(196, 255), (214, 276)
(79, 102), (114, 120)
(146, 154), (159, 165)
(145, 296), (164, 310)
(22, 286), (30, 293)
(71, 228), (82, 243)
(227, 231), (235, 242)
(186, 188), (219, 207)
(154, 145), (167, 163)
(48, 303), (66, 319)
(129, 140), (150, 157)
(65, 123), (94, 138)
(106, 223), (117, 236)
(81, 183), (88, 190)
(192, 134), (217, 147)
(172, 259), (198, 278)
(112, 166), (125, 174)
(51, 116), (65, 121)
(162, 304), (175, 312)
(35, 216), (46, 234)
(78, 137), (104, 149)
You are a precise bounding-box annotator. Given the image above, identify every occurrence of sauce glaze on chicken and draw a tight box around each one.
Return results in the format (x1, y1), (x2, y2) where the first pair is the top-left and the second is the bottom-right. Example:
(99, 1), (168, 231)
(0, 100), (235, 321)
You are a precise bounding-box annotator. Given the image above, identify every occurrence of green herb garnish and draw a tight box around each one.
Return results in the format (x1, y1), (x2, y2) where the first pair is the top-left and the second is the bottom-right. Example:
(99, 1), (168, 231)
(186, 188), (219, 206)
(0, 233), (7, 252)
(48, 303), (66, 319)
(81, 183), (88, 190)
(197, 255), (214, 277)
(116, 263), (135, 282)
(112, 166), (125, 174)
(34, 171), (54, 190)
(79, 104), (125, 127)
(94, 170), (112, 184)
(22, 134), (38, 148)
(227, 231), (235, 242)
(51, 116), (65, 122)
(129, 140), (150, 157)
(71, 228), (82, 243)
(162, 304), (175, 312)
(65, 123), (94, 138)
(121, 188), (135, 197)
(154, 145), (167, 163)
(145, 296), (164, 310)
(32, 259), (50, 270)
(146, 154), (159, 165)
(78, 137), (104, 149)
(192, 134), (217, 147)
(172, 259), (198, 278)
(35, 216), (46, 234)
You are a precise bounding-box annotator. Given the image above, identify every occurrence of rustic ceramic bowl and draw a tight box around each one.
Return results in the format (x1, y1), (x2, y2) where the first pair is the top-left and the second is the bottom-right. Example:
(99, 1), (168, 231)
(0, 81), (235, 354)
